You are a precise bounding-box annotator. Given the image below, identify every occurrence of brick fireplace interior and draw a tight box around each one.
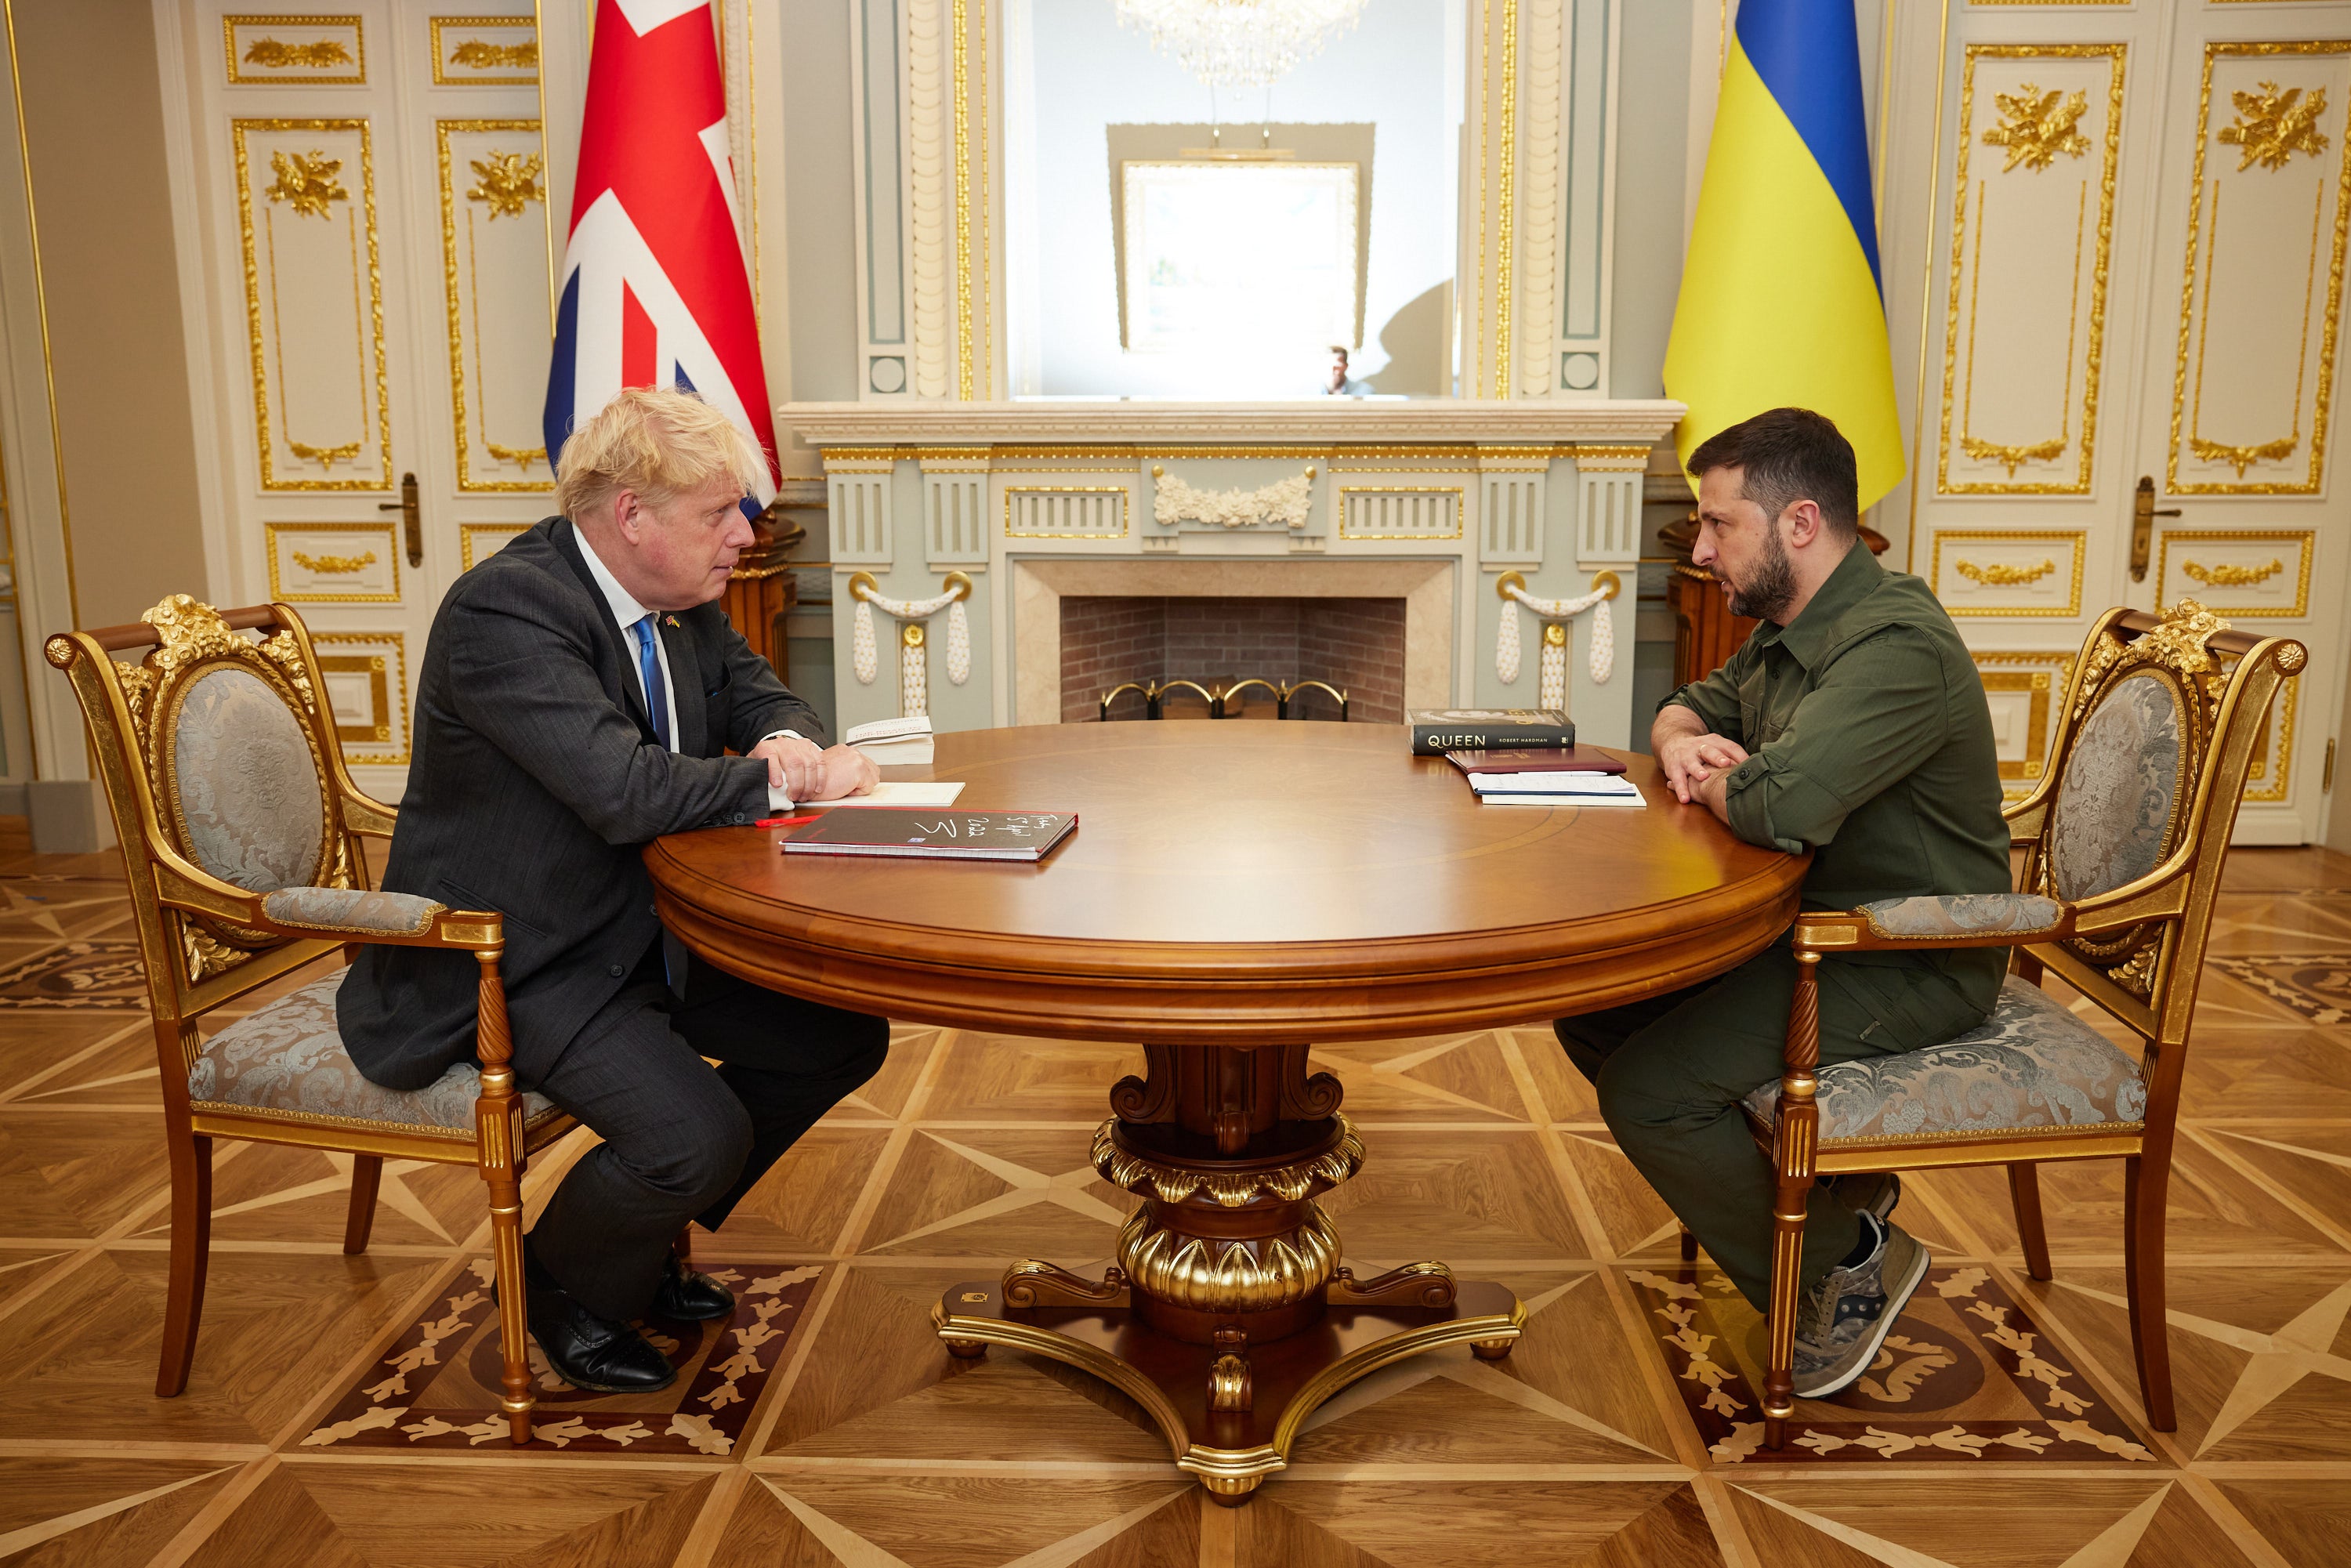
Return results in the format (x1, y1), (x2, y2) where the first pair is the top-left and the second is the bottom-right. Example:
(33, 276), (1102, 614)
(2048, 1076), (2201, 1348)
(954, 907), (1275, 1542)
(1060, 596), (1408, 722)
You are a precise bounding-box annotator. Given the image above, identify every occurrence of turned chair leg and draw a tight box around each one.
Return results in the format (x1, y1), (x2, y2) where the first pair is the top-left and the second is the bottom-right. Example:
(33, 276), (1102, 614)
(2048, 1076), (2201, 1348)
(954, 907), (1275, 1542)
(2123, 1153), (2177, 1431)
(2008, 1162), (2053, 1281)
(157, 1133), (214, 1397)
(1679, 1227), (1699, 1263)
(1761, 1168), (1810, 1450)
(343, 1154), (383, 1255)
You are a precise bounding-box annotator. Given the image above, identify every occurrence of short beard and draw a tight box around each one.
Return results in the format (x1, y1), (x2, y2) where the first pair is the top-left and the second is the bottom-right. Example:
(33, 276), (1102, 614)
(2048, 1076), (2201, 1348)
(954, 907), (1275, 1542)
(1727, 527), (1797, 621)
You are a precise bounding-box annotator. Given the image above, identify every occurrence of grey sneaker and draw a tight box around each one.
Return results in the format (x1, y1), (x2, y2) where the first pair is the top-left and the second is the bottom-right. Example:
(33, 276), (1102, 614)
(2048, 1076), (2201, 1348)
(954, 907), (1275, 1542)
(1791, 1213), (1930, 1400)
(1822, 1171), (1901, 1222)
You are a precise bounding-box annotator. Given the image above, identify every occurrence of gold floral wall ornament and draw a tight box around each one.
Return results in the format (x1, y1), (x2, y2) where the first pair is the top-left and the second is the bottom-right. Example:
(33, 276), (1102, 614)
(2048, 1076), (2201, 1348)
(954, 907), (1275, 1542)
(291, 550), (375, 574)
(465, 150), (543, 219)
(1960, 434), (2068, 476)
(1982, 85), (2092, 173)
(1955, 557), (2059, 587)
(2183, 557), (2286, 588)
(484, 441), (546, 467)
(287, 438), (363, 470)
(2219, 82), (2330, 172)
(449, 39), (538, 69)
(266, 150), (348, 219)
(243, 37), (355, 70)
(2190, 433), (2298, 476)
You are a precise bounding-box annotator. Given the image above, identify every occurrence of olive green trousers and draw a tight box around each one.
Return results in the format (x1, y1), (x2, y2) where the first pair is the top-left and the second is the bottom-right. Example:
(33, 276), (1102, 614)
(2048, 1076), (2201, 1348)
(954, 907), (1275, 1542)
(1555, 942), (1992, 1310)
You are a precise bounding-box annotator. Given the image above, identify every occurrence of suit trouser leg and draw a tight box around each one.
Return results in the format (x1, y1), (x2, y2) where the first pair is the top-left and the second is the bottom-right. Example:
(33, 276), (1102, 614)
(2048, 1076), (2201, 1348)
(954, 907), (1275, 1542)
(527, 960), (888, 1322)
(1554, 945), (1980, 1312)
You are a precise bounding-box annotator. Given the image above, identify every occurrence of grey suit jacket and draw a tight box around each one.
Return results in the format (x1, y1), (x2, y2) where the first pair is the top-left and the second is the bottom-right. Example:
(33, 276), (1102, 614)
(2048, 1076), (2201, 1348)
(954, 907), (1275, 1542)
(336, 516), (824, 1089)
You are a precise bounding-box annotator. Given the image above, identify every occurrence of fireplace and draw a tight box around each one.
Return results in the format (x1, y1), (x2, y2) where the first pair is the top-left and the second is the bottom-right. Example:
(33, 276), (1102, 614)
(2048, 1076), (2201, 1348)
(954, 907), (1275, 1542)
(1060, 596), (1406, 722)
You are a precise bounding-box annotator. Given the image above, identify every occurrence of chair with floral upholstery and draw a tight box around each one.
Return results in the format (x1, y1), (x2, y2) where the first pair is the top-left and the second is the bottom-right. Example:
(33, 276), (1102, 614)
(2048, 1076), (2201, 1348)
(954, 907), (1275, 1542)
(1726, 599), (2304, 1449)
(45, 595), (575, 1443)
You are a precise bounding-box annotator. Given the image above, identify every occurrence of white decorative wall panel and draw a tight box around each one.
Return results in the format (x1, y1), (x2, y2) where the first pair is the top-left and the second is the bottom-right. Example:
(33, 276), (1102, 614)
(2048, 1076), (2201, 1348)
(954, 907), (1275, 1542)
(437, 119), (553, 492)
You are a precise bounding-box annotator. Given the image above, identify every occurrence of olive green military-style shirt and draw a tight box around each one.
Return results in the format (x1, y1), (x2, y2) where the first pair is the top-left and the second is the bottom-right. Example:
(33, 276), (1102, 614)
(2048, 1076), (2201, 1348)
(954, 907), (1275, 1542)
(1664, 541), (2012, 1009)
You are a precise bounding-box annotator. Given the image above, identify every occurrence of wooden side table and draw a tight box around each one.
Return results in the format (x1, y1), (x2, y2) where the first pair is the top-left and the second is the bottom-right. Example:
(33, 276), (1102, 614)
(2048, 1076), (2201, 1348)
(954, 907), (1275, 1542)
(1661, 512), (1891, 686)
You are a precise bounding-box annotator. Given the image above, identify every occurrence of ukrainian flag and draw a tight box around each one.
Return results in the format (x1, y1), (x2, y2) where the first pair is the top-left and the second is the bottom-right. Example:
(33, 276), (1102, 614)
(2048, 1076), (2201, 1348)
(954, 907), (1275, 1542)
(1665, 0), (1904, 506)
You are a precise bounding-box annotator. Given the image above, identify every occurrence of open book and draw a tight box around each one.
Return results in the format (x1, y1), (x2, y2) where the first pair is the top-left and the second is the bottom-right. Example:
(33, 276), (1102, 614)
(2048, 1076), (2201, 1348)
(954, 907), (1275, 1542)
(846, 715), (934, 766)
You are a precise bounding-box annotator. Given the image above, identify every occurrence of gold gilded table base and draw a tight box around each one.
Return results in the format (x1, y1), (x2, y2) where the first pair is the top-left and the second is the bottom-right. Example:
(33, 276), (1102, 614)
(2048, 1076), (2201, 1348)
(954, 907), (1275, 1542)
(932, 1276), (1524, 1502)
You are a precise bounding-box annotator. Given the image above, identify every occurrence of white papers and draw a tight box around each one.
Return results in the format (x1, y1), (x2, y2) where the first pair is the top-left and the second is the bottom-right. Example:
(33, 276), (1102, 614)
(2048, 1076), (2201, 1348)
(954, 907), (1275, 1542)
(1469, 772), (1643, 799)
(813, 781), (965, 808)
(1478, 788), (1646, 808)
(846, 715), (936, 766)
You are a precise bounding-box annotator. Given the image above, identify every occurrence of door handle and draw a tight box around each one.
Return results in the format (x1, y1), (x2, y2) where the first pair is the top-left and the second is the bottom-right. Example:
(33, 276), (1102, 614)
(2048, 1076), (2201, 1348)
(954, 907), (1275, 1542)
(2131, 476), (2179, 583)
(379, 472), (421, 567)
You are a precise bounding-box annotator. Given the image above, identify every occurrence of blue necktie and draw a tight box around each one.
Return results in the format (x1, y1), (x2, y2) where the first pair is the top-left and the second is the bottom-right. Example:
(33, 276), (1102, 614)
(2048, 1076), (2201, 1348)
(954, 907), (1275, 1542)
(631, 614), (669, 748)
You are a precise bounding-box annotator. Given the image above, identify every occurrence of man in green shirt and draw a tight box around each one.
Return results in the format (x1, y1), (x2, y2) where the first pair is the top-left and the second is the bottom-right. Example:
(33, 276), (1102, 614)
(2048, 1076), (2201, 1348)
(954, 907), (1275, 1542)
(1556, 407), (2010, 1398)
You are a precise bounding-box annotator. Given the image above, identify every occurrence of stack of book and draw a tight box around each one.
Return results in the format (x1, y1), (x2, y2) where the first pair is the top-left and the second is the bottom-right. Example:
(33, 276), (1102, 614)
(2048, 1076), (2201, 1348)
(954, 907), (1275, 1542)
(1407, 709), (1645, 809)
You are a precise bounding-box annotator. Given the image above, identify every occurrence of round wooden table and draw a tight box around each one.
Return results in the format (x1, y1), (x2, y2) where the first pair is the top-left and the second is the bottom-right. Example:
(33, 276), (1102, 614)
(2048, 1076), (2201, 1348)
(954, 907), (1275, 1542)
(648, 722), (1806, 1501)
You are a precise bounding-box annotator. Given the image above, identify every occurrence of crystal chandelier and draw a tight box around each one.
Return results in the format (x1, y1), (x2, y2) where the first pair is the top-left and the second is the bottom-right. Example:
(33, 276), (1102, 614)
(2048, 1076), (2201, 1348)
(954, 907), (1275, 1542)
(1114, 0), (1370, 90)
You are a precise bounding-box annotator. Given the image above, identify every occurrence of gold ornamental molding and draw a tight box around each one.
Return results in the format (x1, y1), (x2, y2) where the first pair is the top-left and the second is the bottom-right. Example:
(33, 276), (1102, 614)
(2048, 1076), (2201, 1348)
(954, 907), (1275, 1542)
(1091, 1117), (1365, 1207)
(2155, 529), (2315, 617)
(459, 523), (531, 571)
(265, 520), (400, 603)
(430, 16), (542, 85)
(232, 119), (393, 492)
(310, 630), (409, 766)
(1929, 529), (2086, 617)
(1973, 651), (2077, 790)
(437, 120), (552, 494)
(1954, 557), (2056, 587)
(2168, 41), (2351, 495)
(1939, 45), (2125, 496)
(223, 16), (364, 85)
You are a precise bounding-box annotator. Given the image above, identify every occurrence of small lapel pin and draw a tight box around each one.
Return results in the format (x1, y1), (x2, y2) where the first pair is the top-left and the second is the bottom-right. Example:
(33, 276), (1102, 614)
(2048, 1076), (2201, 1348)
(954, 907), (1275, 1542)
(664, 614), (681, 628)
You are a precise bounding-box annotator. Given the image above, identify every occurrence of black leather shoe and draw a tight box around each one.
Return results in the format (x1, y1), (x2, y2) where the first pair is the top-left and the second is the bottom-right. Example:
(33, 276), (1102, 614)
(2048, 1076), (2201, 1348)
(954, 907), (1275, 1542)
(651, 1253), (736, 1322)
(527, 1287), (677, 1393)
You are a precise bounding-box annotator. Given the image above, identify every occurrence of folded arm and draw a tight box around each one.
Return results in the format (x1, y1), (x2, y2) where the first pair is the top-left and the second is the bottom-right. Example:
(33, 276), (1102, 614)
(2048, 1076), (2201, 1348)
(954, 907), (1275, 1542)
(1715, 626), (1951, 854)
(447, 593), (772, 844)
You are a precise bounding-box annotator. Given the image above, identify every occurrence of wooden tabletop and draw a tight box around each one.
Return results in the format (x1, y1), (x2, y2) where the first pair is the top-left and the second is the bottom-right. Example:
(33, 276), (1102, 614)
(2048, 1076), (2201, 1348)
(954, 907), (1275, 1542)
(647, 722), (1808, 1045)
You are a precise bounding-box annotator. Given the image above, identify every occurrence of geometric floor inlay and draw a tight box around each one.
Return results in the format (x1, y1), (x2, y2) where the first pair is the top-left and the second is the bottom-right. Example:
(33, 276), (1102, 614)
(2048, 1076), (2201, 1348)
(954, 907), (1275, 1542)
(1630, 1262), (2158, 1464)
(299, 1257), (824, 1457)
(2, 816), (2346, 1565)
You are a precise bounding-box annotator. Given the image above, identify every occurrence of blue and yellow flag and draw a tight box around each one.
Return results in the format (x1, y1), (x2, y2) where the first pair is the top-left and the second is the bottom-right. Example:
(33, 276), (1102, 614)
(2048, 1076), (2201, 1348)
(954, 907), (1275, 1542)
(1665, 0), (1904, 506)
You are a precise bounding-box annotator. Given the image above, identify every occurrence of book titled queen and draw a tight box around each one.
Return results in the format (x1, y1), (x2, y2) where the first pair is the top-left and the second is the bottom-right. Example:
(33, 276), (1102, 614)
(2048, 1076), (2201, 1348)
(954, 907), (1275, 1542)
(780, 807), (1077, 861)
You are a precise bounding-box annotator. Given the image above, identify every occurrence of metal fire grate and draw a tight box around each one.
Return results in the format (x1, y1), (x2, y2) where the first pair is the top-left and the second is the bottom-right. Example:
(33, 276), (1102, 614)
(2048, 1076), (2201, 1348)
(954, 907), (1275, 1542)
(1097, 677), (1349, 722)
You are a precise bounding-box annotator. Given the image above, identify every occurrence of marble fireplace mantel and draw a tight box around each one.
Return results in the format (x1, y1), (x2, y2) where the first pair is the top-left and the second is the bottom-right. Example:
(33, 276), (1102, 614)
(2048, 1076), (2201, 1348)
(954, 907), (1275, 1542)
(781, 399), (1686, 749)
(783, 399), (1686, 447)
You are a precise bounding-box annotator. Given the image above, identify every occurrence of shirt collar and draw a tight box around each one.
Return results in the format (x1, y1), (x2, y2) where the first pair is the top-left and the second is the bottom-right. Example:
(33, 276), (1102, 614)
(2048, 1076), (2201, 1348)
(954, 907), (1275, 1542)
(1774, 539), (1883, 672)
(574, 527), (653, 634)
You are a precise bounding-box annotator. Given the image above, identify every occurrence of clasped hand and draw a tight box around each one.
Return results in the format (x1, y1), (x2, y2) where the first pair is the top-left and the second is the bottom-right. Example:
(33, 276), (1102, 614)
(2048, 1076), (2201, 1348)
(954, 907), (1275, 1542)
(1656, 729), (1750, 808)
(748, 734), (880, 802)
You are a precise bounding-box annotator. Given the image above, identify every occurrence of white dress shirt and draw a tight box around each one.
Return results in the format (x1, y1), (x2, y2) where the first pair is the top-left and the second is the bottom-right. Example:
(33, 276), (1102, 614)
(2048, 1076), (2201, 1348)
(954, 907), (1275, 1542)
(575, 528), (799, 809)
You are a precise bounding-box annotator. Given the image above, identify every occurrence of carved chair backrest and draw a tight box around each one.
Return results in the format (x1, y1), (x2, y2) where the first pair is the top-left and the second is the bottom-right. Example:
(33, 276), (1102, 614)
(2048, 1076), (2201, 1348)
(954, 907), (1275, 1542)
(2016, 599), (2301, 1058)
(46, 596), (368, 1068)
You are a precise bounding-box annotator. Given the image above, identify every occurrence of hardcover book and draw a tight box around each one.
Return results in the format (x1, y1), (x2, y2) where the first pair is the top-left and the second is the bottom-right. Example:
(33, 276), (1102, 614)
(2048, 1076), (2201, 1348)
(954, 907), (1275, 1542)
(1406, 708), (1575, 756)
(1444, 746), (1626, 776)
(780, 807), (1075, 861)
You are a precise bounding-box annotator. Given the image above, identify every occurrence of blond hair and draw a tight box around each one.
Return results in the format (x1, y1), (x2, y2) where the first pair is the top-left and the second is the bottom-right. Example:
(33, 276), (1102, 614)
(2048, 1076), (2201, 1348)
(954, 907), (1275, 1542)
(552, 387), (766, 520)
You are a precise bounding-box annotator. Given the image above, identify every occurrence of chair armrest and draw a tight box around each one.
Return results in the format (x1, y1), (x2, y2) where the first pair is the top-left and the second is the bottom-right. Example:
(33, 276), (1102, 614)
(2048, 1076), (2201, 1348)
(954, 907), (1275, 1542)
(1795, 870), (2190, 954)
(261, 886), (447, 937)
(151, 858), (502, 952)
(340, 791), (398, 838)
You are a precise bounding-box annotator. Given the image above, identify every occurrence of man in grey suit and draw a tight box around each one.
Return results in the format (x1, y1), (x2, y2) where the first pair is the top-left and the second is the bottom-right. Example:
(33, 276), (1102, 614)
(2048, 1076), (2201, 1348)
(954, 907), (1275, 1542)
(339, 388), (886, 1392)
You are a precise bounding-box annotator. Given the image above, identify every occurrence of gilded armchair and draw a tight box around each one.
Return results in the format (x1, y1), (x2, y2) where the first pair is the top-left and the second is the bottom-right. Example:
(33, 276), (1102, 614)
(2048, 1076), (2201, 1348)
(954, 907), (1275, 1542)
(45, 595), (575, 1443)
(1733, 599), (2303, 1449)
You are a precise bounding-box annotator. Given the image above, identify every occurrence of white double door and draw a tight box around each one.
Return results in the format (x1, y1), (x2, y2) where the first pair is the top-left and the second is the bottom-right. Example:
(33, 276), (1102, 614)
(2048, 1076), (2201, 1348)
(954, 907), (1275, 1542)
(1888, 0), (2351, 842)
(168, 7), (563, 798)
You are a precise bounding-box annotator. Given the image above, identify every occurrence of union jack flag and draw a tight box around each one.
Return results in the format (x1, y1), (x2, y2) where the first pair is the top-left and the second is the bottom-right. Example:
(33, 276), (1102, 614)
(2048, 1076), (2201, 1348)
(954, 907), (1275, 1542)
(541, 0), (779, 516)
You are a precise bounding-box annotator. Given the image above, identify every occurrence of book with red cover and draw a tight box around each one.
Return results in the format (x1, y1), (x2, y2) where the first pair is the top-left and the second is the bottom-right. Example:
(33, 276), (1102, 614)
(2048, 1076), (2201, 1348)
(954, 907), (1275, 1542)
(780, 807), (1075, 861)
(1444, 746), (1628, 776)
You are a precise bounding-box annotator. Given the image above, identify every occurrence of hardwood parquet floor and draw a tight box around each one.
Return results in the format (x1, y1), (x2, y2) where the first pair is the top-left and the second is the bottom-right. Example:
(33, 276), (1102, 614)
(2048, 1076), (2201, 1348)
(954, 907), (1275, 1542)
(2, 818), (2348, 1566)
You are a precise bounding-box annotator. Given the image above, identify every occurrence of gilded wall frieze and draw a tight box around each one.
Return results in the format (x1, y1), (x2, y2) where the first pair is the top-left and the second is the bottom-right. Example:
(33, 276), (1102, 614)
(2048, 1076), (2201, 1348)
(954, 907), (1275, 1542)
(223, 16), (364, 85)
(430, 16), (541, 85)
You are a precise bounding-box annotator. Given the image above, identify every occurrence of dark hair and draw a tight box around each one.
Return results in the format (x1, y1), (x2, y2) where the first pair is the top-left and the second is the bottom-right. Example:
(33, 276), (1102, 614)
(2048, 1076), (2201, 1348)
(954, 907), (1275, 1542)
(1686, 407), (1859, 538)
